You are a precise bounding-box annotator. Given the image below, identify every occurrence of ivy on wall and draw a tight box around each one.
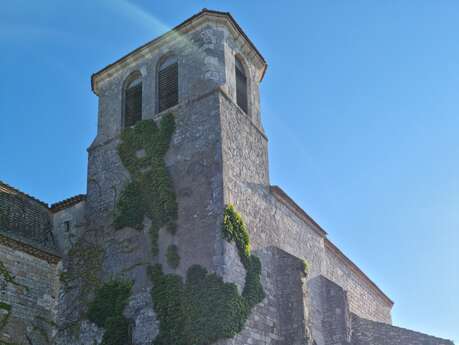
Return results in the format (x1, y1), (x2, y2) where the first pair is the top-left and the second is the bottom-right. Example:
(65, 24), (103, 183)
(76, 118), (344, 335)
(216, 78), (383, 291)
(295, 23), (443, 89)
(87, 280), (133, 345)
(0, 302), (11, 331)
(109, 115), (265, 345)
(148, 205), (264, 345)
(59, 240), (104, 300)
(0, 261), (19, 345)
(166, 245), (180, 269)
(0, 261), (27, 292)
(58, 237), (104, 341)
(222, 205), (265, 308)
(30, 315), (57, 345)
(149, 264), (248, 345)
(114, 114), (177, 248)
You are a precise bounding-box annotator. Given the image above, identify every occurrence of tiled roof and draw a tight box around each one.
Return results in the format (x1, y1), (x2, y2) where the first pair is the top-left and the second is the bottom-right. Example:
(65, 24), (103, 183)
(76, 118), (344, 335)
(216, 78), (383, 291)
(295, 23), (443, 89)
(0, 180), (86, 212)
(0, 180), (48, 208)
(50, 194), (86, 213)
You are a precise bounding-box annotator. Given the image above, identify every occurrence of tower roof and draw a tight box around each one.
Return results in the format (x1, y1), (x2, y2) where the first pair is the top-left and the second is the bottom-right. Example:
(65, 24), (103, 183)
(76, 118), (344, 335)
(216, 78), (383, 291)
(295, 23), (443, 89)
(91, 9), (267, 94)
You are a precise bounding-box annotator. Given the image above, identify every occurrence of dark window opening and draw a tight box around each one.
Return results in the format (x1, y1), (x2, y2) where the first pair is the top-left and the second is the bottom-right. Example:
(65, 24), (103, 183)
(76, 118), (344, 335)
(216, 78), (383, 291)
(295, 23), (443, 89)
(235, 57), (248, 113)
(64, 221), (71, 232)
(124, 77), (142, 127)
(158, 56), (178, 112)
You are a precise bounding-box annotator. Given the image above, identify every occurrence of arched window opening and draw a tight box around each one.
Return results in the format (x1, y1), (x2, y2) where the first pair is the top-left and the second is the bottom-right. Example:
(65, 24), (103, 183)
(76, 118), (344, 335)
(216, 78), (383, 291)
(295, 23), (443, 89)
(158, 56), (178, 112)
(235, 57), (248, 113)
(124, 75), (142, 127)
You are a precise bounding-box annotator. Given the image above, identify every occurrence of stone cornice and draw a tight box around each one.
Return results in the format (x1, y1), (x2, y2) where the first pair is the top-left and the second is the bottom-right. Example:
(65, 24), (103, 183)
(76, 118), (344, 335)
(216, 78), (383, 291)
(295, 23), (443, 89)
(91, 9), (267, 95)
(325, 238), (394, 307)
(88, 86), (267, 153)
(269, 185), (393, 308)
(270, 186), (327, 237)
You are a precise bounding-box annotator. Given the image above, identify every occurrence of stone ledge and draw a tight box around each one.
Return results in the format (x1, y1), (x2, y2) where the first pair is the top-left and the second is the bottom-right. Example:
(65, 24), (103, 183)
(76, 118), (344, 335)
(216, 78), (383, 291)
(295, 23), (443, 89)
(270, 185), (327, 237)
(325, 239), (393, 308)
(0, 231), (61, 264)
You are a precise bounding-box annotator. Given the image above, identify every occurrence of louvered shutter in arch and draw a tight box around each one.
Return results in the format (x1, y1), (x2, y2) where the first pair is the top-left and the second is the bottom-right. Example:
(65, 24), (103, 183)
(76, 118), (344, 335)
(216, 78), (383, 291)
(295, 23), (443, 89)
(158, 56), (178, 112)
(124, 78), (142, 127)
(235, 57), (248, 114)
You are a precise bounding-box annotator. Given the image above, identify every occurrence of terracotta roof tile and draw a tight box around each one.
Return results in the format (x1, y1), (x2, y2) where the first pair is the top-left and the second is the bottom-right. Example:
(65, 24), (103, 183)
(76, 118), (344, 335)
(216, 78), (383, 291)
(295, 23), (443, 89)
(50, 194), (86, 213)
(0, 180), (48, 208)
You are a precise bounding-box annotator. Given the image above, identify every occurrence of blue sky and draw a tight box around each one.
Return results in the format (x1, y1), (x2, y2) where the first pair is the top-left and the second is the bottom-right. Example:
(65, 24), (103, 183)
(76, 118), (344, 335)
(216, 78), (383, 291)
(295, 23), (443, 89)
(0, 0), (457, 341)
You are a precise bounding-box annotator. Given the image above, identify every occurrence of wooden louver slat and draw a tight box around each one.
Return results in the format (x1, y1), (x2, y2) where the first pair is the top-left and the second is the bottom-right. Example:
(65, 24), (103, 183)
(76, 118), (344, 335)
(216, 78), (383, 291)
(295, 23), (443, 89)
(125, 83), (142, 127)
(236, 68), (248, 113)
(158, 63), (178, 112)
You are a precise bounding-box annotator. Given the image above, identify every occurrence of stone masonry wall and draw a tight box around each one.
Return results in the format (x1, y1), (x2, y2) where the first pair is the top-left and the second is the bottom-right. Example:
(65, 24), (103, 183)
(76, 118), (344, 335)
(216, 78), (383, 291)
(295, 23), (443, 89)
(0, 242), (59, 344)
(52, 201), (86, 255)
(219, 91), (393, 344)
(351, 314), (454, 345)
(217, 246), (312, 345)
(85, 20), (230, 276)
(273, 247), (312, 345)
(1, 10), (455, 345)
(319, 276), (351, 345)
(220, 91), (326, 344)
(56, 21), (249, 345)
(324, 245), (392, 324)
(59, 37), (231, 341)
(56, 91), (225, 344)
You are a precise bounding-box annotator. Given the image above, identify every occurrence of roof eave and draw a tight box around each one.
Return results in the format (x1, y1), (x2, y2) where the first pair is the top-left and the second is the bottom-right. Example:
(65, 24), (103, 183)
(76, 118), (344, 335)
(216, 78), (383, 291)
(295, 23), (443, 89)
(91, 9), (267, 94)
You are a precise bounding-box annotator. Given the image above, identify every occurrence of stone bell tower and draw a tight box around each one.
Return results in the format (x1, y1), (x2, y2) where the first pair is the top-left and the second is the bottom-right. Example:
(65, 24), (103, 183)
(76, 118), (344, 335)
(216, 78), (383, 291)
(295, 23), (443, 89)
(56, 9), (273, 345)
(1, 7), (452, 345)
(87, 8), (267, 274)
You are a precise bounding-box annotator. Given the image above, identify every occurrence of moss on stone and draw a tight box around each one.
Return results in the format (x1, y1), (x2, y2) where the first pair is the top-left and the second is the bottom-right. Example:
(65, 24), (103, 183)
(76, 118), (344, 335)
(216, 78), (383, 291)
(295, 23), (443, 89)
(302, 259), (309, 276)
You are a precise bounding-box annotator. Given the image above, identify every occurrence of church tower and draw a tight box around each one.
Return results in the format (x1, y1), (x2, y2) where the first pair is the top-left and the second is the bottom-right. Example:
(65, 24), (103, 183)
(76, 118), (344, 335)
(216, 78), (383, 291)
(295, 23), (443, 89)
(58, 9), (285, 345)
(0, 8), (452, 345)
(87, 8), (268, 274)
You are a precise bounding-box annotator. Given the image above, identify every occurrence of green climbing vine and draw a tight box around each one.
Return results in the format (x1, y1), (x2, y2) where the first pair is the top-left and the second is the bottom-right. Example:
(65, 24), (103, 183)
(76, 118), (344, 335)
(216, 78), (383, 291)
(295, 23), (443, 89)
(0, 302), (11, 331)
(29, 315), (57, 345)
(114, 114), (177, 257)
(87, 280), (133, 345)
(148, 205), (264, 345)
(166, 245), (180, 269)
(111, 115), (264, 345)
(59, 239), (104, 299)
(58, 237), (104, 342)
(0, 260), (34, 345)
(0, 261), (21, 291)
(302, 259), (309, 276)
(149, 264), (249, 345)
(0, 260), (24, 338)
(222, 205), (265, 309)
